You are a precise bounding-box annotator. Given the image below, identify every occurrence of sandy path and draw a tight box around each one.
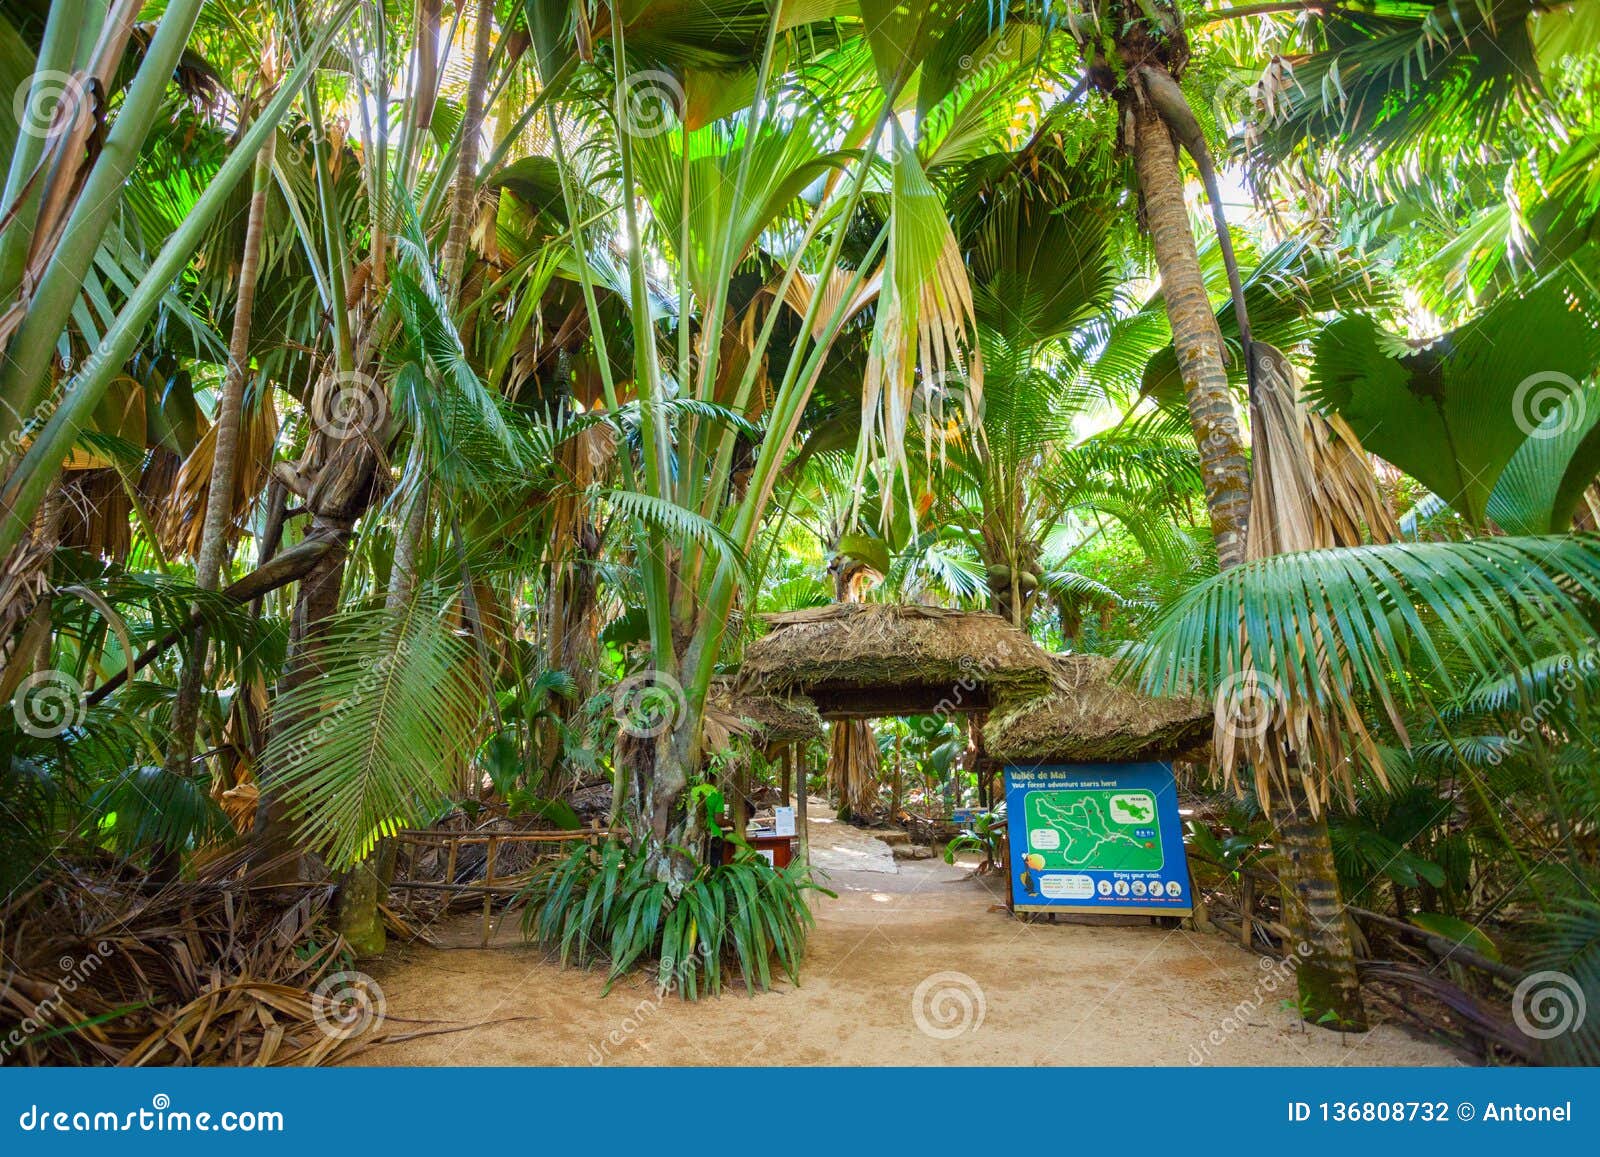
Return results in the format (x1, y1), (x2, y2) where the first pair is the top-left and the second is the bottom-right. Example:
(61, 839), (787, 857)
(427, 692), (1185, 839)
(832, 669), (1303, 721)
(805, 804), (899, 875)
(355, 849), (1463, 1067)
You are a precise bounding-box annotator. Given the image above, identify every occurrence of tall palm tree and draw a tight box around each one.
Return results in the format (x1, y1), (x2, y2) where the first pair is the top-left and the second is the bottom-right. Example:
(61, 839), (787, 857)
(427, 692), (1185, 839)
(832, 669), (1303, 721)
(164, 106), (280, 784)
(1081, 0), (1252, 569)
(1064, 0), (1378, 1025)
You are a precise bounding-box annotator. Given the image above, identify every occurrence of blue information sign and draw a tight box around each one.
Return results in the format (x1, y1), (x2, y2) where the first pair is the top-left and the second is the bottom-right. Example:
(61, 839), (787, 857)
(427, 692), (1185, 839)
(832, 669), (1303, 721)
(1004, 762), (1192, 915)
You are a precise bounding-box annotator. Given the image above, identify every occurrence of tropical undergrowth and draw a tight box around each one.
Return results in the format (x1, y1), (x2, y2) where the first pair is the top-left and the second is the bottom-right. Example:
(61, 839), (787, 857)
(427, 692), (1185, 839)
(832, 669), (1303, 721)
(518, 840), (830, 1000)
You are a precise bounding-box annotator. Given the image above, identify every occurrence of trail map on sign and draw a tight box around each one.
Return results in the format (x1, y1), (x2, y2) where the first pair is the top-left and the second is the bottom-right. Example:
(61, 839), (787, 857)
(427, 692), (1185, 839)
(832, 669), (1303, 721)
(1004, 763), (1192, 915)
(1024, 790), (1162, 872)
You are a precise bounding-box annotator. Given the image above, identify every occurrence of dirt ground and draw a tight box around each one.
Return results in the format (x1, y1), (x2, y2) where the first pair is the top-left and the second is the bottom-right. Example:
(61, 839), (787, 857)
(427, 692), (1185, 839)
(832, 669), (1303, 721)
(355, 828), (1464, 1067)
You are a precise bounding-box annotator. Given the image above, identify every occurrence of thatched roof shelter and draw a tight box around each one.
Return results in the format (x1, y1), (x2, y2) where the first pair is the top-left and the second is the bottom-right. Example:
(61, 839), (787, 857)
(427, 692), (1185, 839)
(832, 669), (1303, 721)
(983, 654), (1211, 764)
(739, 603), (1063, 718)
(706, 678), (824, 747)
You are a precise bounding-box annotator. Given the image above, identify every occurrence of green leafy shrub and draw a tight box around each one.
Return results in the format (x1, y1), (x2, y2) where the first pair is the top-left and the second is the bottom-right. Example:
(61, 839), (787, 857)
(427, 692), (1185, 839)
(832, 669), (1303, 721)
(518, 840), (830, 999)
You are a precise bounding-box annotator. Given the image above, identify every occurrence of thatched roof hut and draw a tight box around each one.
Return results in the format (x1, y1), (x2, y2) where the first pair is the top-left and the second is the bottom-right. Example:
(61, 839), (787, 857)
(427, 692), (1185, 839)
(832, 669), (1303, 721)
(739, 603), (1063, 717)
(983, 654), (1211, 764)
(706, 678), (825, 747)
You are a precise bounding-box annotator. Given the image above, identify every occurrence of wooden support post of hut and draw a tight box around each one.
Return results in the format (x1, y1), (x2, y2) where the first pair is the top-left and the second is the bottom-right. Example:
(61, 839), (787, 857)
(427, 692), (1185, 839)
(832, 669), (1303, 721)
(705, 678), (824, 866)
(795, 750), (809, 872)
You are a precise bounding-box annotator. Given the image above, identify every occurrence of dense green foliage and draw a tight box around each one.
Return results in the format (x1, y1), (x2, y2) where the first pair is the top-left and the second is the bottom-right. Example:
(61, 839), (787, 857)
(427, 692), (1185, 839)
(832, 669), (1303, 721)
(519, 840), (827, 999)
(1, 0), (1598, 1049)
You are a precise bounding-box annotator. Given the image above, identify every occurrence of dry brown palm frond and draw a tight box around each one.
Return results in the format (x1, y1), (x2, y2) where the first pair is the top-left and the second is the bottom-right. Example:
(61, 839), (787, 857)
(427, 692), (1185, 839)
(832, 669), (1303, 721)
(707, 676), (824, 747)
(0, 853), (518, 1066)
(857, 224), (984, 529)
(1226, 343), (1400, 812)
(768, 265), (882, 342)
(158, 390), (279, 561)
(0, 858), (392, 1066)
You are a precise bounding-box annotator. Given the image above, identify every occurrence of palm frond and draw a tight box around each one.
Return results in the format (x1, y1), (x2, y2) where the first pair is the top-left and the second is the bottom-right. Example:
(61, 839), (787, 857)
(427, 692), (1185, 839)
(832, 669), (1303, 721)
(1128, 535), (1600, 716)
(262, 604), (489, 870)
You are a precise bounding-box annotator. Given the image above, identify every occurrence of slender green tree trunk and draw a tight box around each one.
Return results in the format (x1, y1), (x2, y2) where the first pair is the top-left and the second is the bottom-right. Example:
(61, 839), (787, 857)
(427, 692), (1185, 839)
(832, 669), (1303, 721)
(0, 0), (208, 447)
(165, 133), (277, 783)
(384, 476), (429, 614)
(341, 0), (495, 953)
(384, 0), (491, 614)
(439, 0), (493, 301)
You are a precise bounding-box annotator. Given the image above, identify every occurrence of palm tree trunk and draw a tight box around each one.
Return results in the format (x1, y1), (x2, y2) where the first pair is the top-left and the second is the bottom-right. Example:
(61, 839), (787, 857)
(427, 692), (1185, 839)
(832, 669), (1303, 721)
(1122, 63), (1364, 1029)
(440, 0), (493, 300)
(385, 0), (492, 612)
(254, 393), (385, 882)
(1269, 793), (1369, 1030)
(255, 534), (355, 882)
(384, 476), (429, 613)
(165, 133), (276, 782)
(1128, 99), (1251, 569)
(828, 720), (880, 821)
